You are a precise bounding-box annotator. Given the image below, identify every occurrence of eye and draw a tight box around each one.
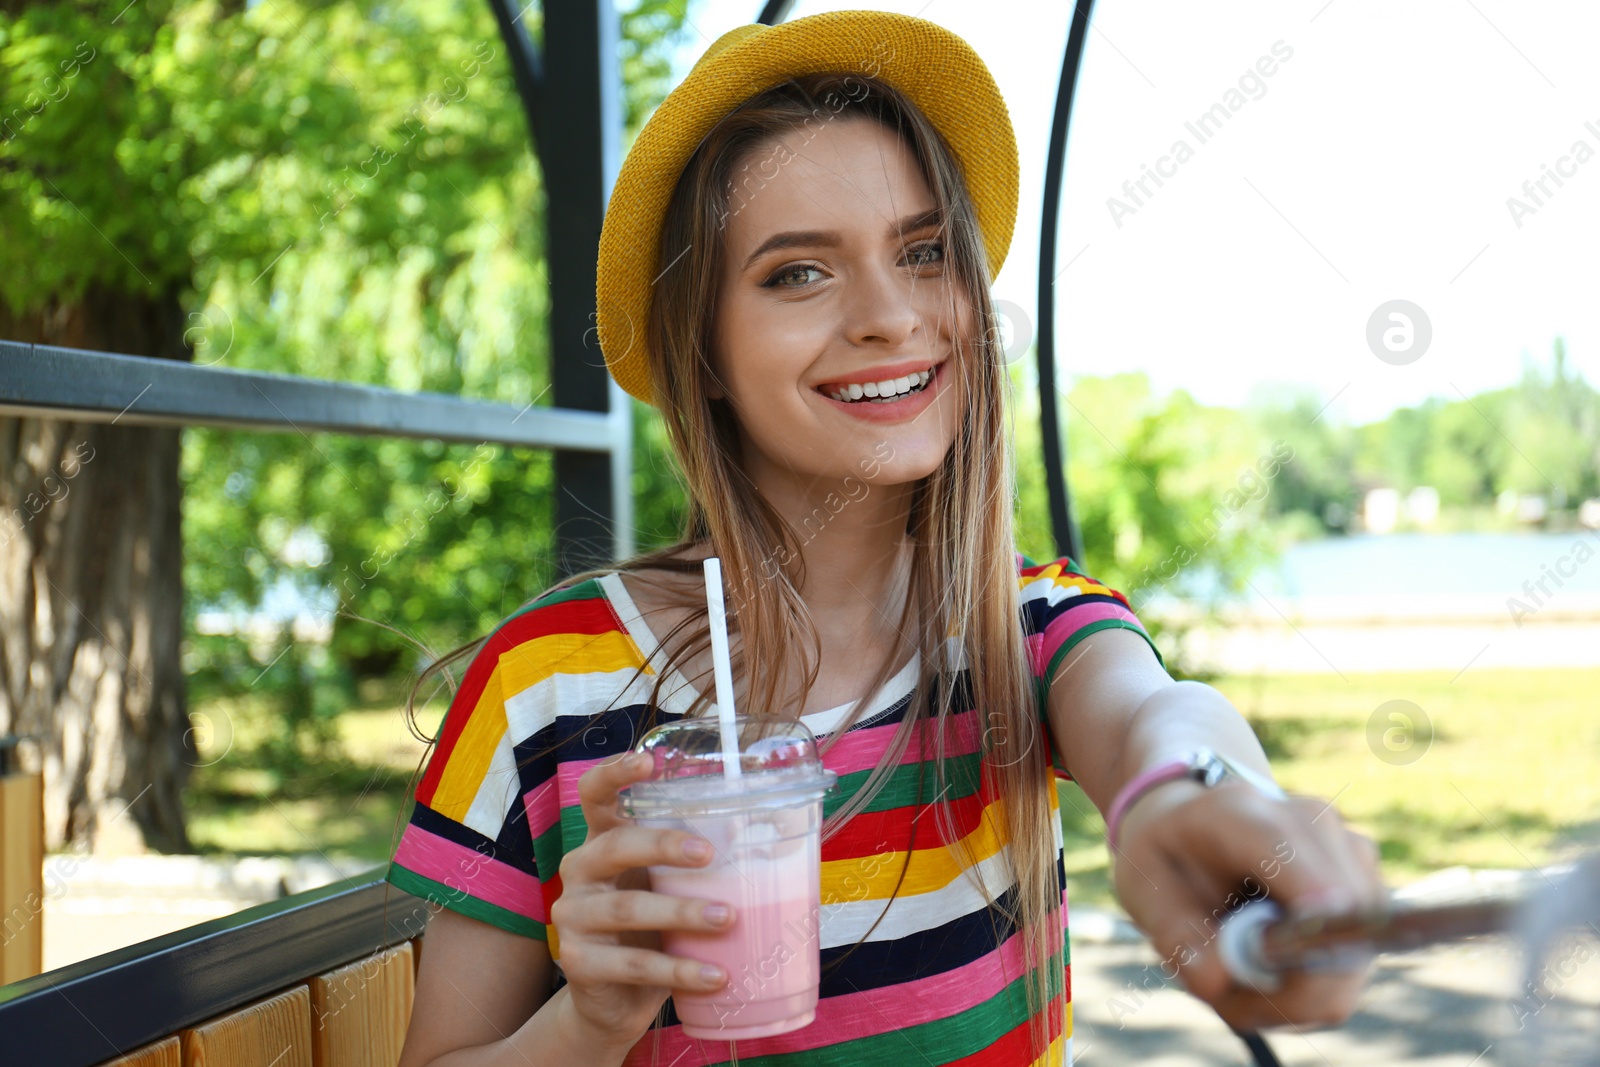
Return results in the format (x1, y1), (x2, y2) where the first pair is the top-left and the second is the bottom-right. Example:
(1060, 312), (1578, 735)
(762, 263), (823, 289)
(905, 240), (945, 267)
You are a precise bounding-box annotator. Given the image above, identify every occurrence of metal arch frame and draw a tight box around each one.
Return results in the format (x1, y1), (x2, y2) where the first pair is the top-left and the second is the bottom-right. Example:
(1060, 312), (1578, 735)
(1036, 10), (1286, 1067)
(0, 5), (1279, 1065)
(1038, 7), (1281, 1063)
(1037, 0), (1094, 566)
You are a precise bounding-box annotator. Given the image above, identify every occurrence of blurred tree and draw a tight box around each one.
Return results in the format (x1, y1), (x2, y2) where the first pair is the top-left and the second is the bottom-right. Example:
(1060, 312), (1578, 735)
(0, 0), (687, 851)
(1247, 389), (1357, 532)
(1013, 368), (1285, 677)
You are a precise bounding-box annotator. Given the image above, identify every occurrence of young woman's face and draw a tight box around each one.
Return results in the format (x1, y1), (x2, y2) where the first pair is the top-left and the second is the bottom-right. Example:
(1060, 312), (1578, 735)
(710, 115), (971, 495)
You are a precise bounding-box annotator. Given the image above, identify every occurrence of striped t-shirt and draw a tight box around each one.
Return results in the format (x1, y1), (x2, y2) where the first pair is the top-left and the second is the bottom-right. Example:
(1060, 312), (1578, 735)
(386, 554), (1161, 1066)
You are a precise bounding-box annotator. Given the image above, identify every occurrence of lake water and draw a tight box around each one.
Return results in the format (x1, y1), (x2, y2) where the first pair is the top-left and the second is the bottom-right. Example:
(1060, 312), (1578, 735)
(1253, 531), (1600, 599)
(1163, 531), (1600, 671)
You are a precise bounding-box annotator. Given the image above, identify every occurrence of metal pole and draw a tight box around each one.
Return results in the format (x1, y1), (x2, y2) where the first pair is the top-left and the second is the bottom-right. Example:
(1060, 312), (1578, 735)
(1036, 0), (1094, 565)
(541, 0), (628, 577)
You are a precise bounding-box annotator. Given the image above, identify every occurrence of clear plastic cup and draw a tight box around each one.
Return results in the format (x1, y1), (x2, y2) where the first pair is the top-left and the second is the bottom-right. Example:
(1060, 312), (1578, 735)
(618, 716), (838, 1040)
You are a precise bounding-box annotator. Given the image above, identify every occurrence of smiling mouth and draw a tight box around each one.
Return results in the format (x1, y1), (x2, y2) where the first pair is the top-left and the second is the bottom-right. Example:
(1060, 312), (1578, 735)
(821, 366), (936, 404)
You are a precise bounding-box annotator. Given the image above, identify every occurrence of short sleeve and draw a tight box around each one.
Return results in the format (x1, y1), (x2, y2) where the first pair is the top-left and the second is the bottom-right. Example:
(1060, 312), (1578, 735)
(386, 621), (554, 942)
(1017, 552), (1166, 780)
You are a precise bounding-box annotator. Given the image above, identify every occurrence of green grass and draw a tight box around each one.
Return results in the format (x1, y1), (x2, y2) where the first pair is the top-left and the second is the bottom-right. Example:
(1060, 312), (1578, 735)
(185, 669), (1600, 914)
(184, 676), (446, 861)
(1057, 667), (1600, 909)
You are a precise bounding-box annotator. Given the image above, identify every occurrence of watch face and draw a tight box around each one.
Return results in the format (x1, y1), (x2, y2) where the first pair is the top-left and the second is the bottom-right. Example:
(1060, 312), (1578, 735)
(1196, 753), (1230, 788)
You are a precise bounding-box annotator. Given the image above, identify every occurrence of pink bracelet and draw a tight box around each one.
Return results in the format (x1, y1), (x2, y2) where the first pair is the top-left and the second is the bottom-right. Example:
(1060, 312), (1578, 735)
(1105, 758), (1195, 850)
(1105, 748), (1287, 849)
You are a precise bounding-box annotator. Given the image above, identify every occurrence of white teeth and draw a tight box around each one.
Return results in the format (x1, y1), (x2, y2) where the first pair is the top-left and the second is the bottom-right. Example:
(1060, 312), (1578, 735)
(824, 366), (937, 403)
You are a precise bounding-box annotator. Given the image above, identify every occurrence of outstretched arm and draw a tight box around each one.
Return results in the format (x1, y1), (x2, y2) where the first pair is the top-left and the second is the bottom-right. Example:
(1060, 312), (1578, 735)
(1046, 627), (1384, 1031)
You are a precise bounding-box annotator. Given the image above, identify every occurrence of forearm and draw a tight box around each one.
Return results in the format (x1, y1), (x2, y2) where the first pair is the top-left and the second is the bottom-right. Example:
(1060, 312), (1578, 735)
(427, 986), (636, 1067)
(1084, 680), (1273, 817)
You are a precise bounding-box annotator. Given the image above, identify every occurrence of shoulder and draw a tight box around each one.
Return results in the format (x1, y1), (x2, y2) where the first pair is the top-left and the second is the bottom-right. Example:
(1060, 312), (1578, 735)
(475, 574), (631, 673)
(441, 575), (642, 742)
(1014, 551), (1165, 675)
(1015, 552), (1134, 608)
(497, 573), (624, 637)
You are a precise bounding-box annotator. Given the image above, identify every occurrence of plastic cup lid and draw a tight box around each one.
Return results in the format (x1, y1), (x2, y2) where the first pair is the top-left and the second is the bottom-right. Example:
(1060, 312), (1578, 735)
(618, 715), (837, 817)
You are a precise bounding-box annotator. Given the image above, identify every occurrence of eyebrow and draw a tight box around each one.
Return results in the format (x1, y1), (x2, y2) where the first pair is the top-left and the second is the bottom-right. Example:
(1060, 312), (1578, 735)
(739, 207), (944, 273)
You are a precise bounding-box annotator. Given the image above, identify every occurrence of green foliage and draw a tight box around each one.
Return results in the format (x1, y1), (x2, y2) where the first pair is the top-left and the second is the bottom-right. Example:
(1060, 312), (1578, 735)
(0, 2), (687, 749)
(1012, 365), (1296, 678)
(631, 396), (690, 550)
(1242, 340), (1600, 533)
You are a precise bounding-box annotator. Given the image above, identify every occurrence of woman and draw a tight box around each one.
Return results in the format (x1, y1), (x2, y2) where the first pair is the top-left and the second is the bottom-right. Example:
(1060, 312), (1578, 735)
(389, 12), (1382, 1066)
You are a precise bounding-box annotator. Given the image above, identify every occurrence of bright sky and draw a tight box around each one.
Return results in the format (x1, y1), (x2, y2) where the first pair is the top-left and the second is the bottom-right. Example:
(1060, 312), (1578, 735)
(663, 0), (1600, 424)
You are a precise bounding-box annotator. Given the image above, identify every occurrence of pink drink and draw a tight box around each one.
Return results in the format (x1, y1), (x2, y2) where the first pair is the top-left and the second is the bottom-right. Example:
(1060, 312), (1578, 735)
(618, 717), (837, 1041)
(651, 813), (822, 1038)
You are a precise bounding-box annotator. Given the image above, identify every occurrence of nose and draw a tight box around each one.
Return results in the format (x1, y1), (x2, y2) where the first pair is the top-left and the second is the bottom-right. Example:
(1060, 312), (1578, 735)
(843, 260), (920, 348)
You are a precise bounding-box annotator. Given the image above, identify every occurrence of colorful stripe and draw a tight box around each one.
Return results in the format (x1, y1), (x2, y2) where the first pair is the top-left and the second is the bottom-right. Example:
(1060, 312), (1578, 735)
(389, 558), (1160, 1066)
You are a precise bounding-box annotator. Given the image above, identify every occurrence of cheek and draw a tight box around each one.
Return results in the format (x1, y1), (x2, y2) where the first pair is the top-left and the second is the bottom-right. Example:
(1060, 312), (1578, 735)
(720, 307), (823, 404)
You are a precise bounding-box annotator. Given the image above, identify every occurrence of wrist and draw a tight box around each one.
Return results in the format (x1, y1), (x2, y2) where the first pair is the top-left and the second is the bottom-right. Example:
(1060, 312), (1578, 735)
(1105, 748), (1286, 850)
(553, 987), (638, 1063)
(1112, 776), (1206, 850)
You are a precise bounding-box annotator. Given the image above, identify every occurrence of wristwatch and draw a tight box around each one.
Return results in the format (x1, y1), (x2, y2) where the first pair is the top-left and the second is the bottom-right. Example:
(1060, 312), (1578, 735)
(1106, 748), (1288, 849)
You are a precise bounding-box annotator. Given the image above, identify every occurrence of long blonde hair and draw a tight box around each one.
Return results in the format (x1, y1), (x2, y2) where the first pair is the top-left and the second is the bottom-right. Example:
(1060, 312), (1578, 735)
(406, 73), (1064, 1064)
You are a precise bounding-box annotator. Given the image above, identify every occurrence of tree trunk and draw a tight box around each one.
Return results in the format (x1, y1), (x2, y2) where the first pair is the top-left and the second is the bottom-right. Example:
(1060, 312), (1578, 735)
(0, 283), (194, 852)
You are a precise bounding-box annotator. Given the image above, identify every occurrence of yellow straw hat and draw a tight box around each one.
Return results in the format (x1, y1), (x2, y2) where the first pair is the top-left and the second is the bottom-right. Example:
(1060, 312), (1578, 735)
(594, 10), (1020, 407)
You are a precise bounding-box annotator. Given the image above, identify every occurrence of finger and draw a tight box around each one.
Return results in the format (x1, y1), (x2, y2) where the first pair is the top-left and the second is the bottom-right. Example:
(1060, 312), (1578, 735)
(560, 824), (714, 886)
(1178, 790), (1360, 912)
(560, 940), (728, 993)
(577, 751), (654, 837)
(561, 889), (735, 936)
(1126, 866), (1368, 1031)
(1340, 827), (1387, 910)
(1142, 791), (1353, 1002)
(1279, 797), (1389, 913)
(1211, 958), (1372, 1031)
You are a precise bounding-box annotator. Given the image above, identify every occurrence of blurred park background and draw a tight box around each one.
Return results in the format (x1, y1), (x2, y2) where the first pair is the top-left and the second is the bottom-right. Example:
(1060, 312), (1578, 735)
(3, 4), (1599, 1059)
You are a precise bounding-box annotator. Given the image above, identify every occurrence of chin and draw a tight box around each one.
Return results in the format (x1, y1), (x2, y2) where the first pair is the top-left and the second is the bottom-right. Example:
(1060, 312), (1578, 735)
(861, 450), (949, 488)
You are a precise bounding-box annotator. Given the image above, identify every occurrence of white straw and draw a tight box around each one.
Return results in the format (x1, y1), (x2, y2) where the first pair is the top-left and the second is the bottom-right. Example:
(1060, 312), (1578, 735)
(702, 557), (742, 781)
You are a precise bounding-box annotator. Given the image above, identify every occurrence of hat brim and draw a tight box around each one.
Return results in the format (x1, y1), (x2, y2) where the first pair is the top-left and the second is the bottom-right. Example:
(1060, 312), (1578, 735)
(595, 10), (1020, 407)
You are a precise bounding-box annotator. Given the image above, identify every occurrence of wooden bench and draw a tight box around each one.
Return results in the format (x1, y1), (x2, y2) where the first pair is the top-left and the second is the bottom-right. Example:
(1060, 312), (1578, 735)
(0, 878), (431, 1067)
